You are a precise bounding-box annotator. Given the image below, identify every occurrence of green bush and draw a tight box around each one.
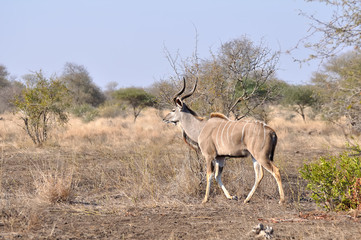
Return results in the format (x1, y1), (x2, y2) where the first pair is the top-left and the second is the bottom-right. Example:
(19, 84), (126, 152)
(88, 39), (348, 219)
(98, 103), (126, 118)
(71, 104), (99, 123)
(300, 146), (361, 211)
(13, 71), (70, 145)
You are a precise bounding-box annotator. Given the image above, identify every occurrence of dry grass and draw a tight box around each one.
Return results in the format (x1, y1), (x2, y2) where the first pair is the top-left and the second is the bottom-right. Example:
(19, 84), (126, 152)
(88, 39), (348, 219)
(0, 107), (359, 205)
(270, 109), (347, 152)
(0, 107), (360, 239)
(31, 163), (74, 204)
(1, 108), (359, 198)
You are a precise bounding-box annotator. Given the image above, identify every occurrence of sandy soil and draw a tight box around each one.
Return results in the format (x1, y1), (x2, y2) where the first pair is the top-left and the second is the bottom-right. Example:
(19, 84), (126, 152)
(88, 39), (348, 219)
(1, 198), (360, 240)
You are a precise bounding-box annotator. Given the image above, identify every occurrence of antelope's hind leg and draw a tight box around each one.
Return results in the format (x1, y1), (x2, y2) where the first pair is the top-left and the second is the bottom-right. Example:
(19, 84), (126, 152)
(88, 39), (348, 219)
(269, 162), (285, 204)
(244, 157), (264, 203)
(258, 158), (285, 204)
(215, 157), (238, 201)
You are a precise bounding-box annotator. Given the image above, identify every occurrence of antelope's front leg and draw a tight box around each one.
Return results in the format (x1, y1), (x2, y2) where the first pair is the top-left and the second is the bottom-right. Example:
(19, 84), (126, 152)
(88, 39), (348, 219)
(244, 157), (264, 203)
(202, 157), (214, 204)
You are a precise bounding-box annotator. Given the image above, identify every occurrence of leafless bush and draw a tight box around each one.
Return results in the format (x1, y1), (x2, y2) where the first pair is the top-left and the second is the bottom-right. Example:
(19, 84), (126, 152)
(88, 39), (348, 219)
(31, 163), (74, 204)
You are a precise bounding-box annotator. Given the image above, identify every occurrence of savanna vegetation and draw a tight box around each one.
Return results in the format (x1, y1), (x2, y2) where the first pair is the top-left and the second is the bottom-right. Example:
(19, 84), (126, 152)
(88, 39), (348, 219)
(0, 0), (360, 238)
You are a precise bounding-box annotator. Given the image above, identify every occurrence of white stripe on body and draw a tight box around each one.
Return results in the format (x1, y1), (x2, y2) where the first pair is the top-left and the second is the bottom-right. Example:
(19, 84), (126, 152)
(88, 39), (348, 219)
(261, 122), (267, 150)
(241, 121), (250, 143)
(215, 123), (222, 152)
(230, 121), (240, 142)
(220, 121), (231, 147)
(226, 121), (234, 146)
(253, 122), (262, 150)
(250, 122), (258, 148)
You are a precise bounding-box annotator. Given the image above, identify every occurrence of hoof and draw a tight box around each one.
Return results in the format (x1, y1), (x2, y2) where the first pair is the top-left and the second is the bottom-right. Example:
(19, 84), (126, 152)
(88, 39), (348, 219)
(202, 199), (208, 204)
(279, 199), (285, 205)
(231, 196), (238, 201)
(243, 199), (250, 204)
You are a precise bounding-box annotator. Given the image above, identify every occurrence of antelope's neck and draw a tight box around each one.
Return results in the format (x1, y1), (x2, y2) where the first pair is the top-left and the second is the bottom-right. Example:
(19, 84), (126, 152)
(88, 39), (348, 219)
(180, 114), (206, 143)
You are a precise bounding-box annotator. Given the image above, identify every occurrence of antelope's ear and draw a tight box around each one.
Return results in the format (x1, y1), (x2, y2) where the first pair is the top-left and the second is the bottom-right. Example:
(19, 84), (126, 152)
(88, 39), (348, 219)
(175, 98), (183, 107)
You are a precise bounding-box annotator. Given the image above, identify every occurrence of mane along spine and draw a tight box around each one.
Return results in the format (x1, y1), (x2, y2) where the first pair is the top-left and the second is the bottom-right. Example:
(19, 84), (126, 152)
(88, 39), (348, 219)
(210, 112), (229, 120)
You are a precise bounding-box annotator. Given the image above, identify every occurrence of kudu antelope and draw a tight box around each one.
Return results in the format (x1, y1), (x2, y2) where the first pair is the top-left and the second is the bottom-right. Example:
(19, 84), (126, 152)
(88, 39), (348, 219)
(163, 78), (285, 204)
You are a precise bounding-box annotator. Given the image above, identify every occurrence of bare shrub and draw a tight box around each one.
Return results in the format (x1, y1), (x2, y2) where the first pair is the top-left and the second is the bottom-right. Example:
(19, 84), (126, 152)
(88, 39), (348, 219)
(32, 163), (74, 204)
(171, 151), (203, 199)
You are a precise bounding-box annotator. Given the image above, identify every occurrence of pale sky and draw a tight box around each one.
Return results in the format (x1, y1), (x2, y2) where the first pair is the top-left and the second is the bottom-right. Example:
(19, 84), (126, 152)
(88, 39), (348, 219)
(0, 0), (332, 89)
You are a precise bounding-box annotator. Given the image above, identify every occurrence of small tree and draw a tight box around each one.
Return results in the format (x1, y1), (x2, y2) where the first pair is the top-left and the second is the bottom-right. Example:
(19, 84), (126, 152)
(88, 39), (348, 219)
(114, 87), (157, 122)
(312, 51), (361, 134)
(13, 71), (70, 145)
(61, 62), (106, 107)
(162, 36), (280, 119)
(0, 64), (10, 88)
(282, 85), (319, 122)
(0, 64), (23, 113)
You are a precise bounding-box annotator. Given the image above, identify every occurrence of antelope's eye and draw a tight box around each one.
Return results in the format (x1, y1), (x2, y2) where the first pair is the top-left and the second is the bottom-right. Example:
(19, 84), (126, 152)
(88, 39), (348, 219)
(172, 109), (176, 112)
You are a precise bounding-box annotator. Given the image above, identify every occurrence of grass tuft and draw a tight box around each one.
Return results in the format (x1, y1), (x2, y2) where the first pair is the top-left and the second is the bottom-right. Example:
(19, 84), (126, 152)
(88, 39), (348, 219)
(32, 165), (74, 204)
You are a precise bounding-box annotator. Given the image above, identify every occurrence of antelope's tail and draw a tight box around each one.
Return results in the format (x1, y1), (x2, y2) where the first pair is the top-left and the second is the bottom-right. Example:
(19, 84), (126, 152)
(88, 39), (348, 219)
(269, 132), (277, 161)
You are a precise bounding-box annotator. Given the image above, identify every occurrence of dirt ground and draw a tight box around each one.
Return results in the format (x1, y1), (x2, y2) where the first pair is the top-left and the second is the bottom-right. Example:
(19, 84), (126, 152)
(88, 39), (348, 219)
(1, 148), (360, 240)
(1, 198), (361, 239)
